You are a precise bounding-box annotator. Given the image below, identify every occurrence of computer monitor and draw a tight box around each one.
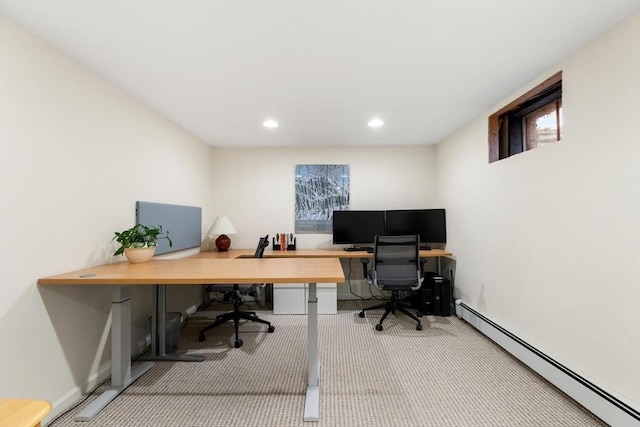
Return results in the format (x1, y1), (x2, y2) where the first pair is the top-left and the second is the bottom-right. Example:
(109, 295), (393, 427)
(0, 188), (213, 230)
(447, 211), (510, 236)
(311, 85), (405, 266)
(332, 210), (386, 246)
(385, 209), (447, 245)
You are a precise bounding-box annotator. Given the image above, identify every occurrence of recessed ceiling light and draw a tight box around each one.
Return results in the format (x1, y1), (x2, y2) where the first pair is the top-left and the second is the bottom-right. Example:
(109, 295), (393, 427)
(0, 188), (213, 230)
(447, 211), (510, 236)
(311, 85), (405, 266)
(368, 118), (384, 128)
(263, 120), (279, 128)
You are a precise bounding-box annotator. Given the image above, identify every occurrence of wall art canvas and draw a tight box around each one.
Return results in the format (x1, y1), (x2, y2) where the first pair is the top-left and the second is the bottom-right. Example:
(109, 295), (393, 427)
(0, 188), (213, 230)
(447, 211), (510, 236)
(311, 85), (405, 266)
(295, 164), (349, 233)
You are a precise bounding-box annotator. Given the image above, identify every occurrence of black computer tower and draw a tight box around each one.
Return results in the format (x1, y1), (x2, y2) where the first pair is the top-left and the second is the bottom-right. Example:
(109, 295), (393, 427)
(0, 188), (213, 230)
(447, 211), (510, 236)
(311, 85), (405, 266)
(412, 273), (451, 316)
(411, 280), (432, 314)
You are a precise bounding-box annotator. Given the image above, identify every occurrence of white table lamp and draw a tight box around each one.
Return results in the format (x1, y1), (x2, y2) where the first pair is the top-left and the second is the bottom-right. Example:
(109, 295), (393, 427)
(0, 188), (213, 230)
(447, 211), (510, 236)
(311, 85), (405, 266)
(208, 216), (237, 251)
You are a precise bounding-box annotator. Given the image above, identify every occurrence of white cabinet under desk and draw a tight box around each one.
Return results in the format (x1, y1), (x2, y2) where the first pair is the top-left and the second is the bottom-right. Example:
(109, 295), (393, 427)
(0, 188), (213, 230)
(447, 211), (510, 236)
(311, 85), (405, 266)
(273, 282), (337, 314)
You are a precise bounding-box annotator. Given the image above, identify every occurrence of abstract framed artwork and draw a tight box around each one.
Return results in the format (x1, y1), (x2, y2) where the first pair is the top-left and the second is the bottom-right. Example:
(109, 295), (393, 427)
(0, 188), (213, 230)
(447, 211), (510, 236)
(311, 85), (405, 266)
(294, 164), (349, 233)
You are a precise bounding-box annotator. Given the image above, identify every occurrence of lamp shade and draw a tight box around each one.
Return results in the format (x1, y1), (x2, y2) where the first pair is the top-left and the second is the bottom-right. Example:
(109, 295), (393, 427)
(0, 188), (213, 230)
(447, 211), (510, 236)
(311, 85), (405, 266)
(207, 216), (237, 251)
(207, 216), (237, 236)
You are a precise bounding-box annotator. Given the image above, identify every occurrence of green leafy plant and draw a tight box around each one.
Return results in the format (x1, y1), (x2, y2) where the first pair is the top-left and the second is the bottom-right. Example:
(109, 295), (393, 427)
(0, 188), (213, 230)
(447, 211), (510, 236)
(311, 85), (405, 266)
(112, 224), (172, 256)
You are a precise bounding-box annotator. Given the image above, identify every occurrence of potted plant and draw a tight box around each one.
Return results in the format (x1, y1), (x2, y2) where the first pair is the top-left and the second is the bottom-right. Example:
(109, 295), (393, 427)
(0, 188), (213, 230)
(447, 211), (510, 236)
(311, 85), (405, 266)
(113, 224), (172, 263)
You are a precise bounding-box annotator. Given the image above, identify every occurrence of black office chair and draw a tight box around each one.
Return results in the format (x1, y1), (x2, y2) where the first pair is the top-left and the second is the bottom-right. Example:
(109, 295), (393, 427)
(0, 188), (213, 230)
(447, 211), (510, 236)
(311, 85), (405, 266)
(198, 235), (275, 348)
(359, 235), (424, 331)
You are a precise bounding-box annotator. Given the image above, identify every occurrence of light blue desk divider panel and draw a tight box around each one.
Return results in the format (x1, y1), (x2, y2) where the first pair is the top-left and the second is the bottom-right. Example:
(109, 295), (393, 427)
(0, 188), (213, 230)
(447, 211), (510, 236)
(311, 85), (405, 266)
(135, 201), (202, 255)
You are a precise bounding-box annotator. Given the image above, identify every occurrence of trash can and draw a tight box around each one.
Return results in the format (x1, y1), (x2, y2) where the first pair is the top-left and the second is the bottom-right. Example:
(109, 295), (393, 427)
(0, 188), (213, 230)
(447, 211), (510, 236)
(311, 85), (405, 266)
(149, 312), (181, 354)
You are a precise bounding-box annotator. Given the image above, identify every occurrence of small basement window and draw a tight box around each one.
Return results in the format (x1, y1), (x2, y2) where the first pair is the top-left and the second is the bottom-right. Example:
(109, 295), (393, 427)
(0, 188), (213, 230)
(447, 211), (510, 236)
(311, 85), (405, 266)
(489, 71), (562, 162)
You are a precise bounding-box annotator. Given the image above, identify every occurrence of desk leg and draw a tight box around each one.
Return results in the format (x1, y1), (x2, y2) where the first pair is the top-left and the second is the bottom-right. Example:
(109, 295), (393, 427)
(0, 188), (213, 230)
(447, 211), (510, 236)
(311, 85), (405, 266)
(75, 286), (154, 422)
(304, 282), (320, 422)
(139, 285), (204, 362)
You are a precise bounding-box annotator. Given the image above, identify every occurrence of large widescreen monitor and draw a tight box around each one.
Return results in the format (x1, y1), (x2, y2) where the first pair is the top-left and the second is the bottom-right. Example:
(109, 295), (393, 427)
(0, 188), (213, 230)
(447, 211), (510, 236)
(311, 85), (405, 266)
(332, 210), (386, 246)
(385, 209), (447, 245)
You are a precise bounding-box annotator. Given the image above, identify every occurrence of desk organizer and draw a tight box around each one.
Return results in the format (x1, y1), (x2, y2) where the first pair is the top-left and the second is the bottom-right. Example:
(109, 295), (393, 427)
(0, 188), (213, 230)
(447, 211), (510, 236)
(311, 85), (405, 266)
(273, 234), (296, 251)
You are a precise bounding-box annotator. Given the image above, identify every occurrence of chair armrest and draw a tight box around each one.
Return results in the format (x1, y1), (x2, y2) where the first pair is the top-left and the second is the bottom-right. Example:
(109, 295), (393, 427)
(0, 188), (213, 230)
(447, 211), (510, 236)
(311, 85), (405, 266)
(411, 271), (424, 291)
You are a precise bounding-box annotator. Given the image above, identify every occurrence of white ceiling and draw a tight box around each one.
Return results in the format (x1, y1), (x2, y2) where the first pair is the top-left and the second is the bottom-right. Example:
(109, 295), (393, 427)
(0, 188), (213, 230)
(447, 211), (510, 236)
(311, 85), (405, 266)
(1, 1), (638, 147)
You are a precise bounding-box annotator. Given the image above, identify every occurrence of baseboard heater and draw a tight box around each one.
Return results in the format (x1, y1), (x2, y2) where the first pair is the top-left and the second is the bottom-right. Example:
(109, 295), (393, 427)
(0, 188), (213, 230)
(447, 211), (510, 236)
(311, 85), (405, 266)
(454, 300), (639, 427)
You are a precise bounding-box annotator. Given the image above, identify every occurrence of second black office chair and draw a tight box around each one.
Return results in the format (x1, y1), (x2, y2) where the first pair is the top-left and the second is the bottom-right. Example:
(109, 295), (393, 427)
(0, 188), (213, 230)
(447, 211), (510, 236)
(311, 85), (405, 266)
(198, 235), (275, 348)
(359, 234), (424, 331)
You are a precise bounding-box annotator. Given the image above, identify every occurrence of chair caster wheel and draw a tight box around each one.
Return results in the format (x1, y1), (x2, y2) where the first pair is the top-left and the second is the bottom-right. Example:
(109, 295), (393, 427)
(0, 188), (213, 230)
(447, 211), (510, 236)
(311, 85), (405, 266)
(359, 311), (365, 318)
(417, 311), (423, 318)
(375, 324), (383, 331)
(234, 339), (243, 348)
(416, 324), (423, 331)
(198, 334), (205, 342)
(267, 325), (275, 333)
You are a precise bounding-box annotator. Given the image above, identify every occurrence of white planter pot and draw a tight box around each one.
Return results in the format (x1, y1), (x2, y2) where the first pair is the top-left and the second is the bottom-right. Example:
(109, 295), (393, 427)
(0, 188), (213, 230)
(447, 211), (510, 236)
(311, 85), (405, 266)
(124, 246), (156, 263)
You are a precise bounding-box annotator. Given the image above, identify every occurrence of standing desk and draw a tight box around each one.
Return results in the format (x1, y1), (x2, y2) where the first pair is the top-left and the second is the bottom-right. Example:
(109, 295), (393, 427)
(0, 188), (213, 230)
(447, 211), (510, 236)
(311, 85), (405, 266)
(196, 248), (451, 260)
(194, 248), (451, 277)
(195, 248), (452, 314)
(38, 257), (345, 423)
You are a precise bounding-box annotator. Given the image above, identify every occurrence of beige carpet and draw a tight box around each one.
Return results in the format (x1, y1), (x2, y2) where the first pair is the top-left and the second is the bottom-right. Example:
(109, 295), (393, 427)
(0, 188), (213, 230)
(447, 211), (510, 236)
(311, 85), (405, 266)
(50, 302), (606, 426)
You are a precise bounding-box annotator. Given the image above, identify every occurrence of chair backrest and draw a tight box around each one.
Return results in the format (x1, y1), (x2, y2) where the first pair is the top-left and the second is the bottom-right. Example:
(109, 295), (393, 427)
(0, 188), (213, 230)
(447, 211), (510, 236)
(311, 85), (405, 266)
(370, 234), (423, 291)
(254, 234), (269, 258)
(229, 235), (270, 293)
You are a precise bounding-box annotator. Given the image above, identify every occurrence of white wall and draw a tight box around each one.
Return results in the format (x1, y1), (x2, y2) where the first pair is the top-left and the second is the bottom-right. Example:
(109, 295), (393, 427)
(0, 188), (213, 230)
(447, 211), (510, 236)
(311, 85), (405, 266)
(436, 13), (640, 409)
(209, 145), (437, 249)
(209, 145), (438, 297)
(0, 16), (214, 408)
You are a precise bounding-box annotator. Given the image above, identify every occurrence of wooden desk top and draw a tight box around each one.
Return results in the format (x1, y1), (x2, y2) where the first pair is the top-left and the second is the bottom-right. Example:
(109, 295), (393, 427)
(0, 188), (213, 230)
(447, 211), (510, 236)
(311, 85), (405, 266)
(0, 399), (51, 427)
(38, 257), (345, 286)
(191, 248), (452, 259)
(37, 247), (451, 286)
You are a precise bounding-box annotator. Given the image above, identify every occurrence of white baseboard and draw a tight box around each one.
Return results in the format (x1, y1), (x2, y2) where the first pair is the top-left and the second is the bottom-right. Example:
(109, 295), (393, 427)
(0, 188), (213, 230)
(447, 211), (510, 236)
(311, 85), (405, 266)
(455, 300), (639, 427)
(46, 333), (153, 425)
(184, 303), (199, 317)
(132, 334), (151, 359)
(46, 301), (200, 425)
(46, 366), (111, 426)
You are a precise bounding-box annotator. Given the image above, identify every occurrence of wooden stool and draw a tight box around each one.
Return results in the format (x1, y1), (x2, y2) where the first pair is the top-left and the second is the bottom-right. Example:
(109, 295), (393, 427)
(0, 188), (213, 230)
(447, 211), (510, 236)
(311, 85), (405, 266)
(0, 399), (52, 427)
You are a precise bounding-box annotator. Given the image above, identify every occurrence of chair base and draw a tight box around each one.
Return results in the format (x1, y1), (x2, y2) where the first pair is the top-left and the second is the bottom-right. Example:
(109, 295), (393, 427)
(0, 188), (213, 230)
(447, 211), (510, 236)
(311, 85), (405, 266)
(198, 307), (274, 348)
(359, 294), (422, 331)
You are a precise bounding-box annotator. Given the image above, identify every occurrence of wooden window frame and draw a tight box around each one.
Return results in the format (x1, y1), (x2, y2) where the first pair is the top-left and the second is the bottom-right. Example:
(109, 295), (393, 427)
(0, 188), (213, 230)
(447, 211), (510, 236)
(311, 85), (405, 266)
(488, 71), (562, 163)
